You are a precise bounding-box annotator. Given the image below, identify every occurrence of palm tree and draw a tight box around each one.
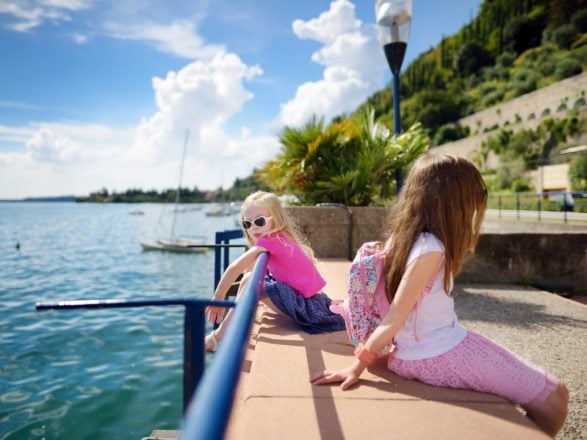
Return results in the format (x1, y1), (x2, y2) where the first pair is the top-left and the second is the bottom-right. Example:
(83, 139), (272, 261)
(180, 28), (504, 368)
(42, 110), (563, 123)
(257, 107), (429, 206)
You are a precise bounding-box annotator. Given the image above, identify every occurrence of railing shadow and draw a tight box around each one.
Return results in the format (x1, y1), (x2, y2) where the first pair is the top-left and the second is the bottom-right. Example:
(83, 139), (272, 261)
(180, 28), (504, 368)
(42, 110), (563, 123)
(253, 308), (544, 437)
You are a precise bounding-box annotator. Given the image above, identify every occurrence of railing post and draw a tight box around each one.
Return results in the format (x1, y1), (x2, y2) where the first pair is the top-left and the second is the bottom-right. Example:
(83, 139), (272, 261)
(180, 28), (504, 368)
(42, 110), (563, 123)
(182, 253), (268, 440)
(214, 230), (244, 288)
(183, 304), (206, 414)
(516, 193), (520, 219)
(498, 194), (502, 217)
(537, 193), (542, 221)
(214, 236), (222, 289)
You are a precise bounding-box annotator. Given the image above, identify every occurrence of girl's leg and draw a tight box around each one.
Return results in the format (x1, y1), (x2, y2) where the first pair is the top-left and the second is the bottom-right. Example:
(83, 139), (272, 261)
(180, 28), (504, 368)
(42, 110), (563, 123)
(523, 382), (569, 438)
(388, 332), (569, 437)
(204, 272), (251, 351)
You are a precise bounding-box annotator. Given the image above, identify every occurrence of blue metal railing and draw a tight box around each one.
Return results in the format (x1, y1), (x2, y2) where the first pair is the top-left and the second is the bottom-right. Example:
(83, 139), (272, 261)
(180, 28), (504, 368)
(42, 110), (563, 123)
(35, 228), (255, 426)
(35, 297), (235, 412)
(182, 252), (268, 440)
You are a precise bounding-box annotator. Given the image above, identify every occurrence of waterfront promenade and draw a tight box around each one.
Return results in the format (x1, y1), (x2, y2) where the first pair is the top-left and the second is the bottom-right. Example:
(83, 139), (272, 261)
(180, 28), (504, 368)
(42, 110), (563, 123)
(146, 260), (585, 439)
(215, 261), (585, 440)
(146, 217), (586, 440)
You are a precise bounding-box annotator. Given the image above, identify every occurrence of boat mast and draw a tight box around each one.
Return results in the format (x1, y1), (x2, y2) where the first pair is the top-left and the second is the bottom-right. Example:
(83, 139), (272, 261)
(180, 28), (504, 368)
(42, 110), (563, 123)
(170, 129), (189, 240)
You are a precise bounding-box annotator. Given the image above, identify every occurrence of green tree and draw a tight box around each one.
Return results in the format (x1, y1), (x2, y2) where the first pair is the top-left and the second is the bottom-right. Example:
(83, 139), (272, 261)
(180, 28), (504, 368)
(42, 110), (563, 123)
(502, 9), (546, 55)
(454, 42), (495, 77)
(402, 89), (467, 135)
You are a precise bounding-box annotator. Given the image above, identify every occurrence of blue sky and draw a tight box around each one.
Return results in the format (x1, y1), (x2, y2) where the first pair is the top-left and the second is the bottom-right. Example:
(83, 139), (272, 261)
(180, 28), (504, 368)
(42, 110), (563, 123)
(0, 0), (481, 199)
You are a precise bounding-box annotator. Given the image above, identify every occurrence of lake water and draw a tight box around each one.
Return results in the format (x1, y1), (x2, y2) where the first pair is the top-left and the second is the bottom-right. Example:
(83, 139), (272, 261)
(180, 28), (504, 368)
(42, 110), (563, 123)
(0, 202), (244, 440)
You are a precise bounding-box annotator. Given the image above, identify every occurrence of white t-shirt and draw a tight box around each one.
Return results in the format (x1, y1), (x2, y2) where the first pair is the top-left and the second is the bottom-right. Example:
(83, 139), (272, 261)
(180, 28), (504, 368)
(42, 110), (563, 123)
(392, 232), (467, 360)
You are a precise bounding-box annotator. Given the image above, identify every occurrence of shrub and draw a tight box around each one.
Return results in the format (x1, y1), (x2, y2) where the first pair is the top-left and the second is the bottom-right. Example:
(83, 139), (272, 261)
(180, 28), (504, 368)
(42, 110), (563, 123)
(555, 58), (582, 80)
(569, 153), (587, 191)
(494, 156), (526, 190)
(433, 123), (469, 145)
(538, 59), (556, 76)
(511, 178), (530, 192)
(509, 69), (539, 97)
(454, 43), (494, 77)
(552, 24), (579, 50)
(497, 51), (516, 68)
(481, 88), (505, 107)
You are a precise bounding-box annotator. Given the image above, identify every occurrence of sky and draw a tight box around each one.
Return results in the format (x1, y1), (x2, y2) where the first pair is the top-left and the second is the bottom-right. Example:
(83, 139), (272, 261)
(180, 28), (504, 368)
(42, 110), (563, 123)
(0, 0), (482, 199)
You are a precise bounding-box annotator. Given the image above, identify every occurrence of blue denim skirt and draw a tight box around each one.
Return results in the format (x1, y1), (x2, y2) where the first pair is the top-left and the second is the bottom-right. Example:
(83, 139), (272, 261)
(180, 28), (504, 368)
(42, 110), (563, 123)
(263, 275), (345, 334)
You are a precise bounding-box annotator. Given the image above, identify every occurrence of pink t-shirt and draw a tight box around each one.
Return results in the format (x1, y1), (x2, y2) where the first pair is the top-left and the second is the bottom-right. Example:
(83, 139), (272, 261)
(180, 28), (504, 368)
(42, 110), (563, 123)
(256, 231), (326, 298)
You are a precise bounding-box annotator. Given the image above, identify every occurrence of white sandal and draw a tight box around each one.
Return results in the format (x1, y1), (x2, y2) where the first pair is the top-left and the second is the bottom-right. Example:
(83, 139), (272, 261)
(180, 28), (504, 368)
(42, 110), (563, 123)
(206, 330), (219, 352)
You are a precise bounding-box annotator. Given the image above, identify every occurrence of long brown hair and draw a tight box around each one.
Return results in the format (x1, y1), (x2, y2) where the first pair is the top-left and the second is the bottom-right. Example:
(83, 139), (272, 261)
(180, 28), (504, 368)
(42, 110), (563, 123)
(241, 191), (316, 260)
(384, 153), (487, 301)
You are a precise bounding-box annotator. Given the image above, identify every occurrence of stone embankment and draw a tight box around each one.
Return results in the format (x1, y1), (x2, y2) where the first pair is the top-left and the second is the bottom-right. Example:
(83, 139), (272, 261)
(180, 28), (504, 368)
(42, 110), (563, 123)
(433, 72), (587, 170)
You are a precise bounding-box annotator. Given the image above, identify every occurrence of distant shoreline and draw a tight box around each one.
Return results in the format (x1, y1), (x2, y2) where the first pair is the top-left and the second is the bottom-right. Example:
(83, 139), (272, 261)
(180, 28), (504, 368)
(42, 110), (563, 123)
(0, 196), (77, 202)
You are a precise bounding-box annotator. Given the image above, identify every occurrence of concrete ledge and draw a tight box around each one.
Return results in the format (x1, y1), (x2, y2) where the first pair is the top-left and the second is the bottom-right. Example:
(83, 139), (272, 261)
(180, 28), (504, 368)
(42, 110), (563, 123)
(227, 260), (553, 440)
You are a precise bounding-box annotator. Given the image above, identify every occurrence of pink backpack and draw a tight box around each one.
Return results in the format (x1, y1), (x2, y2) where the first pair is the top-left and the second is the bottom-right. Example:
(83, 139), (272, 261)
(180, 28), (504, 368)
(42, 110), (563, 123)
(330, 240), (394, 353)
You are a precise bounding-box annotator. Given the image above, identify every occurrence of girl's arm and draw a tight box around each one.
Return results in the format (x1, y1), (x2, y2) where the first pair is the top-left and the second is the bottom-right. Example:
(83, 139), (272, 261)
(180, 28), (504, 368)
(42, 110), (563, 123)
(205, 245), (267, 324)
(310, 251), (443, 390)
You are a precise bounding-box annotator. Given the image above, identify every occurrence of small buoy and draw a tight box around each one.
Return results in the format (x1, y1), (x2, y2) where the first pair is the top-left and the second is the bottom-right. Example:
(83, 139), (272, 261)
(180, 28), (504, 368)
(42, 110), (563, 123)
(15, 241), (20, 250)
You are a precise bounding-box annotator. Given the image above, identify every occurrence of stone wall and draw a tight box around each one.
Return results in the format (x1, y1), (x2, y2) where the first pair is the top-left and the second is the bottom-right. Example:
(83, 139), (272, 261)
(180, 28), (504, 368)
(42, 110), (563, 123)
(286, 206), (392, 260)
(459, 233), (587, 291)
(458, 72), (587, 134)
(286, 206), (587, 291)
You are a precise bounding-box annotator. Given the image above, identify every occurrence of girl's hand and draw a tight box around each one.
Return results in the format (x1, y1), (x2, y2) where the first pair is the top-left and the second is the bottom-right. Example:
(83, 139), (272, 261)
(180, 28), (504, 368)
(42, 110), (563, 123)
(309, 367), (360, 391)
(205, 305), (225, 324)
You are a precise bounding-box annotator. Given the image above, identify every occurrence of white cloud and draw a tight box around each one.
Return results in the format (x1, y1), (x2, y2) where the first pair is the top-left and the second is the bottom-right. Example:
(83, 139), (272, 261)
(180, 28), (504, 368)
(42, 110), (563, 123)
(277, 0), (386, 128)
(0, 122), (133, 198)
(0, 0), (90, 31)
(103, 19), (223, 59)
(0, 50), (280, 198)
(71, 32), (87, 43)
(128, 50), (278, 189)
(292, 0), (360, 44)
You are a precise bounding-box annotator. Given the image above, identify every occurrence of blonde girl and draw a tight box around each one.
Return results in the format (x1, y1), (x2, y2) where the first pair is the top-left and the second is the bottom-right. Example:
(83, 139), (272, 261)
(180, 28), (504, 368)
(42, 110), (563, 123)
(310, 154), (568, 438)
(205, 191), (344, 351)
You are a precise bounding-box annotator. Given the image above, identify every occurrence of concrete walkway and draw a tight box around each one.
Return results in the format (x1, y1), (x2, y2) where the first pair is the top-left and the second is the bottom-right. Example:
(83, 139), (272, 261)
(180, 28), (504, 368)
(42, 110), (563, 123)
(224, 259), (586, 440)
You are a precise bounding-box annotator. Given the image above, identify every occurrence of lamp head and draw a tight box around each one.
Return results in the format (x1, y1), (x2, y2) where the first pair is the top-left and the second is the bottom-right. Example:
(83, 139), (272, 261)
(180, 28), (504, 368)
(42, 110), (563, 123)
(375, 0), (412, 74)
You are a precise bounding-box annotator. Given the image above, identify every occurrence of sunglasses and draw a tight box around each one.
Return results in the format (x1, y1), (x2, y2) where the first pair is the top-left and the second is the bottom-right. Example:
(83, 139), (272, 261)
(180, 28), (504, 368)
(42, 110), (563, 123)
(241, 216), (272, 230)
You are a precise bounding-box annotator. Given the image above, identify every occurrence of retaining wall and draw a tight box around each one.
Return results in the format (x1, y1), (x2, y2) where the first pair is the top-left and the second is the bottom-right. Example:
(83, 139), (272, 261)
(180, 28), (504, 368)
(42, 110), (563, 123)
(286, 206), (587, 291)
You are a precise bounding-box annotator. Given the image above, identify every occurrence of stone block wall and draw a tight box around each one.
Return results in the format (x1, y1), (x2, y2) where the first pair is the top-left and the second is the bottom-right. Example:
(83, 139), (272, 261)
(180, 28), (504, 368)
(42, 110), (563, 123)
(458, 72), (587, 134)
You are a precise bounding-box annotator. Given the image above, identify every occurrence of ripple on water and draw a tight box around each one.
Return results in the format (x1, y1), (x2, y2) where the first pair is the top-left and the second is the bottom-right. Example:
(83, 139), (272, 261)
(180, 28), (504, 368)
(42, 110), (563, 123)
(0, 203), (243, 438)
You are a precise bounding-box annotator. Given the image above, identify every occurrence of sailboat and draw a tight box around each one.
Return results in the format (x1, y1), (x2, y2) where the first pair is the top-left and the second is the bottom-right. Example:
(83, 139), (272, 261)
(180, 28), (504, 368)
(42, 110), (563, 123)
(140, 130), (208, 253)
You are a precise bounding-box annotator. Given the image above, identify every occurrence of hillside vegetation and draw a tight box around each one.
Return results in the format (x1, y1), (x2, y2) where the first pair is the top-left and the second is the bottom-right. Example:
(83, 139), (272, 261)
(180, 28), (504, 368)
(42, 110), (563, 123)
(360, 0), (586, 145)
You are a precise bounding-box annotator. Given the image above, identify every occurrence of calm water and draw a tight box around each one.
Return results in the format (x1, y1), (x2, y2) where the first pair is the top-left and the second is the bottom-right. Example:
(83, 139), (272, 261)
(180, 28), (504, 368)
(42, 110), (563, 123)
(0, 202), (243, 440)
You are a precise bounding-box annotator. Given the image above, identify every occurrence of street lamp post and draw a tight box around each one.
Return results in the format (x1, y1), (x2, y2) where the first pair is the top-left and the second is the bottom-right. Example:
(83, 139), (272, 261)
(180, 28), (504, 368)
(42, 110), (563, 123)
(375, 0), (412, 192)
